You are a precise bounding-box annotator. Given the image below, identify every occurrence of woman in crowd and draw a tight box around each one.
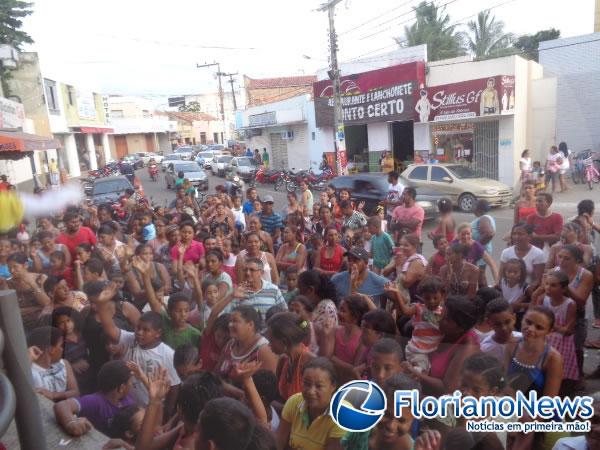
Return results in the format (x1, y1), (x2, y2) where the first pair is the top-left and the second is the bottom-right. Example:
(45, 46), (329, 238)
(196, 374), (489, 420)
(235, 231), (279, 286)
(282, 192), (302, 222)
(500, 223), (545, 287)
(440, 243), (479, 298)
(245, 215), (274, 254)
(276, 226), (307, 283)
(32, 231), (71, 273)
(454, 222), (499, 285)
(218, 305), (278, 378)
(314, 226), (345, 276)
(546, 222), (593, 270)
(2, 252), (51, 330)
(514, 179), (537, 225)
(126, 243), (170, 310)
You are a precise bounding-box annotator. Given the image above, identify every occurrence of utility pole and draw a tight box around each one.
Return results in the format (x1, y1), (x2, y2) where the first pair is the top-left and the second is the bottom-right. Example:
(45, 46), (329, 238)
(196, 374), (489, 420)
(223, 72), (238, 111)
(318, 0), (346, 175)
(196, 62), (225, 121)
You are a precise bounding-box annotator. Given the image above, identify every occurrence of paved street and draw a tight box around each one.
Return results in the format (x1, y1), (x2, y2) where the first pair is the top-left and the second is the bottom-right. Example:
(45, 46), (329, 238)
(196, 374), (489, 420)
(138, 166), (600, 389)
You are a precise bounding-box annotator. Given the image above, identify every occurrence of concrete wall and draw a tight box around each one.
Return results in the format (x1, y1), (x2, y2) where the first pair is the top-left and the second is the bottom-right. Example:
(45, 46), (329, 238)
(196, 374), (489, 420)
(7, 52), (52, 137)
(367, 123), (390, 152)
(0, 158), (33, 184)
(540, 33), (600, 152)
(529, 77), (557, 163)
(108, 96), (155, 119)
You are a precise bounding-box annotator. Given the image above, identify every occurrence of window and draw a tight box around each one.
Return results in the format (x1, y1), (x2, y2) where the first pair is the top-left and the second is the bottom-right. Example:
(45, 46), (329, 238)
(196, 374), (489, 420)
(44, 79), (59, 114)
(408, 166), (428, 180)
(142, 110), (151, 118)
(213, 133), (219, 143)
(312, 132), (316, 141)
(93, 180), (130, 195)
(355, 180), (379, 195)
(200, 132), (207, 144)
(431, 167), (450, 182)
(111, 110), (124, 118)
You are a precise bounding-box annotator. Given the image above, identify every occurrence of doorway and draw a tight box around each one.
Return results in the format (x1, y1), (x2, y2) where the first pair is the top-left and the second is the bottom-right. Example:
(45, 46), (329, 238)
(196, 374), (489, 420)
(391, 121), (414, 164)
(345, 125), (369, 171)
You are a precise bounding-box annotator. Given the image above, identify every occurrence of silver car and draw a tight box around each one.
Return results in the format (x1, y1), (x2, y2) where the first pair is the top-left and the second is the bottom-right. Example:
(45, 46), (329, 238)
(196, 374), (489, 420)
(211, 155), (234, 177)
(165, 161), (209, 191)
(228, 156), (258, 181)
(161, 153), (183, 171)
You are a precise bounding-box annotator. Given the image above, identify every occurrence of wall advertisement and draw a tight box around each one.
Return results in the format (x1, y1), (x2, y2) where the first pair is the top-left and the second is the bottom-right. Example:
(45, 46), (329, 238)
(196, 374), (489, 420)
(415, 75), (516, 123)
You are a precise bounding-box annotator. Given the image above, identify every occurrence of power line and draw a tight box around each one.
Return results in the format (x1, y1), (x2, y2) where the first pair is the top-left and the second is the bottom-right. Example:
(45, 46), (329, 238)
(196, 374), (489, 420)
(338, 0), (417, 36)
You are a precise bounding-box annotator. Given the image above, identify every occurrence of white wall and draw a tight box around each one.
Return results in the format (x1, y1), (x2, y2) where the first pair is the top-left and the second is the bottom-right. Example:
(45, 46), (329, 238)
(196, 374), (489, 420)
(287, 124), (310, 170)
(529, 77), (557, 163)
(427, 56), (517, 85)
(0, 158), (33, 184)
(367, 122), (390, 152)
(414, 122), (431, 151)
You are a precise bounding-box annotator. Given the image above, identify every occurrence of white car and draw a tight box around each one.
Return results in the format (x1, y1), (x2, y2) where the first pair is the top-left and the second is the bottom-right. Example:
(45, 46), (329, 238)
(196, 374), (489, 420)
(174, 146), (195, 160)
(161, 153), (183, 171)
(141, 152), (164, 165)
(211, 155), (234, 177)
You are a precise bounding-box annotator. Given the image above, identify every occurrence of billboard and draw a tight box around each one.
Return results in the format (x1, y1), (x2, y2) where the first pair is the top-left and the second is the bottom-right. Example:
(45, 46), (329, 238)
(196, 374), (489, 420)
(415, 75), (516, 123)
(313, 62), (425, 127)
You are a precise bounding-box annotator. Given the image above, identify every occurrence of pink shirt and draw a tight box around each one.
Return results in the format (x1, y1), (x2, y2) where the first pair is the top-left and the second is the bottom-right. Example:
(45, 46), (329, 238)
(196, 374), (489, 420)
(170, 240), (205, 264)
(392, 205), (425, 239)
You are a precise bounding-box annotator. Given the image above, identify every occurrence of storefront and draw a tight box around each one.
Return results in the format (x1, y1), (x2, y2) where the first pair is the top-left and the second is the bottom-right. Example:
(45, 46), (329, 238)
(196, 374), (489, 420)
(313, 62), (425, 173)
(415, 75), (515, 180)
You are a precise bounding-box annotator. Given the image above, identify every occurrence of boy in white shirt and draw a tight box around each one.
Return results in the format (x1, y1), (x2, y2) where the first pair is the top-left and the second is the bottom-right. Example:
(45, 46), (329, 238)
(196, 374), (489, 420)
(480, 298), (521, 362)
(94, 283), (180, 408)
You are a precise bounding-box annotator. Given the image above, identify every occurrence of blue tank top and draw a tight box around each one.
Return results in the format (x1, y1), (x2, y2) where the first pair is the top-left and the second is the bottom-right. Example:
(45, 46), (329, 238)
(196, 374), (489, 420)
(508, 340), (549, 396)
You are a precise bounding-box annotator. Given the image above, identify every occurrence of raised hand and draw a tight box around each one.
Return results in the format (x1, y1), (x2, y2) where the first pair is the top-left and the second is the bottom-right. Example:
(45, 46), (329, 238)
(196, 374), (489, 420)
(230, 361), (262, 381)
(414, 430), (442, 450)
(126, 361), (149, 388)
(232, 285), (249, 300)
(183, 262), (198, 280)
(148, 366), (170, 402)
(132, 256), (150, 274)
(28, 345), (43, 362)
(97, 282), (118, 304)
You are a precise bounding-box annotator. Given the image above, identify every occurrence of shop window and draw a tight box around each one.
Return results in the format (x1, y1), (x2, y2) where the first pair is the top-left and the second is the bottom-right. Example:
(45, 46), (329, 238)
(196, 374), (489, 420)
(431, 166), (450, 182)
(44, 79), (59, 114)
(408, 166), (428, 181)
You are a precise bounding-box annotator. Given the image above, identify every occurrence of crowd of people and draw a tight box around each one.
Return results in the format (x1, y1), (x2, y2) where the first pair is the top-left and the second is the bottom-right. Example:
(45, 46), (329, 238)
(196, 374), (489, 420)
(4, 168), (600, 450)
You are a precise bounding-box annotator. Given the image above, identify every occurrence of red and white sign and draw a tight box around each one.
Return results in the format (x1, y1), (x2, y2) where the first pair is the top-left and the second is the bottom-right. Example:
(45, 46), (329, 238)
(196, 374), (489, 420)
(415, 75), (515, 123)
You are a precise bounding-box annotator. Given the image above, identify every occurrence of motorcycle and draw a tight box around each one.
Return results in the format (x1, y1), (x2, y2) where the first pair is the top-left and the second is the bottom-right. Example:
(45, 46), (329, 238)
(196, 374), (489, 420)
(251, 166), (282, 187)
(285, 168), (333, 193)
(148, 164), (159, 182)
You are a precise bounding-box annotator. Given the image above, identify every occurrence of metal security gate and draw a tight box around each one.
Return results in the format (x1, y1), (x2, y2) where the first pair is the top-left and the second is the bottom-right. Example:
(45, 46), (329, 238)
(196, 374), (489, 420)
(269, 133), (289, 170)
(473, 121), (499, 180)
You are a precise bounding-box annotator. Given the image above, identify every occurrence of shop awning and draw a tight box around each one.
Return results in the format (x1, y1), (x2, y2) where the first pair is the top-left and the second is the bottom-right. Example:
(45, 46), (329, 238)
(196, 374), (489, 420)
(0, 130), (62, 156)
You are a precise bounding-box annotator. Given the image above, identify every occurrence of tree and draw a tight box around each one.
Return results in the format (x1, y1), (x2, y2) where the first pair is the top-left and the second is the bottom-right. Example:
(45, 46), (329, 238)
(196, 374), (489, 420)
(0, 0), (33, 49)
(464, 10), (514, 60)
(513, 28), (560, 61)
(178, 101), (202, 112)
(396, 1), (465, 62)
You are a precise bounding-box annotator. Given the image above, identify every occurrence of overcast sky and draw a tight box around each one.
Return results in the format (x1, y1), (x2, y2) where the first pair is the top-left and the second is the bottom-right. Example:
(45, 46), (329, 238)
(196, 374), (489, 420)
(22, 0), (594, 98)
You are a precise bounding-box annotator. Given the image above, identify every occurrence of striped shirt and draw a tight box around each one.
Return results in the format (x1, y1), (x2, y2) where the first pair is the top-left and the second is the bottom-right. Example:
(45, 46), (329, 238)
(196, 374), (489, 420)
(406, 304), (443, 354)
(225, 279), (287, 328)
(258, 211), (284, 235)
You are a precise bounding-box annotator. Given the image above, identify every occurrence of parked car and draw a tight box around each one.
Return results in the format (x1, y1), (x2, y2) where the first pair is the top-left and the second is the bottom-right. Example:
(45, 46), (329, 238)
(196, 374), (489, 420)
(122, 155), (144, 169)
(192, 144), (209, 152)
(161, 153), (183, 171)
(227, 156), (258, 181)
(328, 173), (438, 219)
(165, 161), (209, 191)
(87, 176), (134, 205)
(211, 155), (234, 177)
(140, 152), (164, 165)
(195, 151), (221, 169)
(401, 163), (513, 212)
(174, 146), (195, 160)
(208, 144), (225, 152)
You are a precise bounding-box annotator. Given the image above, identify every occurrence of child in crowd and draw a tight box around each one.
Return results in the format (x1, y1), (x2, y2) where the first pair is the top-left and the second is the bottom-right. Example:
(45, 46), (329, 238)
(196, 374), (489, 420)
(288, 295), (318, 354)
(497, 258), (529, 329)
(369, 338), (404, 387)
(473, 287), (502, 342)
(534, 271), (579, 395)
(480, 298), (522, 363)
(27, 325), (79, 401)
(49, 250), (75, 289)
(140, 211), (156, 243)
(283, 266), (299, 303)
(368, 216), (393, 275)
(385, 277), (445, 373)
(173, 343), (202, 381)
(356, 309), (398, 377)
(53, 360), (134, 437)
(266, 312), (314, 401)
(93, 282), (181, 408)
(329, 294), (370, 383)
(51, 306), (92, 394)
(221, 237), (237, 283)
(532, 160), (545, 191)
(426, 236), (448, 276)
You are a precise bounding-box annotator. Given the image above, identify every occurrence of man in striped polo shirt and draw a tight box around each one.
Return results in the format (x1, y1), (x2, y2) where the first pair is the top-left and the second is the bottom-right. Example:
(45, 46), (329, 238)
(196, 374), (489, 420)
(257, 195), (284, 242)
(226, 257), (286, 328)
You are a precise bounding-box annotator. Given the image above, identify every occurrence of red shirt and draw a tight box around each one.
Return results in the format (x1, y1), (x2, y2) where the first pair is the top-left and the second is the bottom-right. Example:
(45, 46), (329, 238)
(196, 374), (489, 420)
(56, 227), (97, 259)
(526, 212), (563, 249)
(170, 240), (205, 264)
(52, 266), (75, 289)
(199, 329), (220, 372)
(392, 204), (425, 240)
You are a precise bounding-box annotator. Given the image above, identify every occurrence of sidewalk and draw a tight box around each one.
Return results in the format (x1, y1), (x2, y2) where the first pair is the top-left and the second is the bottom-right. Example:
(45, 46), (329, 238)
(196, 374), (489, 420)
(538, 181), (598, 210)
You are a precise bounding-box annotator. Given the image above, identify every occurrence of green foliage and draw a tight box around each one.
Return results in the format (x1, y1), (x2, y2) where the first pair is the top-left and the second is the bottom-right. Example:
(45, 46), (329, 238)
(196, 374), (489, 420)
(513, 28), (560, 61)
(0, 0), (33, 49)
(396, 1), (465, 62)
(464, 10), (514, 60)
(178, 101), (202, 112)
